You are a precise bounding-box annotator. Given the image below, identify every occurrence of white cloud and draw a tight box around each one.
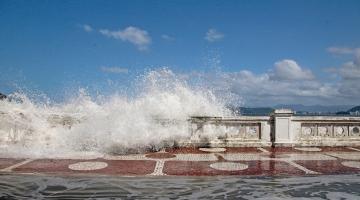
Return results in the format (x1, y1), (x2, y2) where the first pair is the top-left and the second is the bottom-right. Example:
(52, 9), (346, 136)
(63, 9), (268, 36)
(224, 70), (335, 105)
(326, 47), (360, 77)
(99, 26), (151, 51)
(327, 47), (359, 55)
(205, 29), (224, 42)
(329, 48), (360, 97)
(182, 59), (341, 106)
(339, 60), (360, 79)
(161, 34), (175, 41)
(81, 24), (93, 32)
(270, 59), (315, 80)
(100, 66), (128, 74)
(179, 51), (360, 105)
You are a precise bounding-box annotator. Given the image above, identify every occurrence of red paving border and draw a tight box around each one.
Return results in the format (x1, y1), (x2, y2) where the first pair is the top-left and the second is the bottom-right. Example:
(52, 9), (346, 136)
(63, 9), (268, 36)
(1, 147), (360, 176)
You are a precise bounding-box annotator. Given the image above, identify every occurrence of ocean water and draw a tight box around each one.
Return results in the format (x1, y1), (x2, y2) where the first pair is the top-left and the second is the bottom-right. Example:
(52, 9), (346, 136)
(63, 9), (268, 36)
(0, 174), (360, 199)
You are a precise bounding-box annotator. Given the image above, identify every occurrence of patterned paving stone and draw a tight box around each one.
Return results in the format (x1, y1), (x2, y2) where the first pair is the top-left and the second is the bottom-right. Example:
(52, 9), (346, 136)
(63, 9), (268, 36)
(223, 147), (262, 153)
(325, 152), (360, 160)
(210, 162), (248, 171)
(341, 161), (360, 169)
(295, 160), (360, 174)
(145, 153), (176, 159)
(219, 153), (269, 161)
(322, 147), (359, 152)
(294, 147), (322, 152)
(166, 147), (264, 154)
(1, 147), (360, 176)
(151, 160), (166, 176)
(175, 154), (218, 161)
(199, 148), (226, 152)
(68, 161), (108, 171)
(103, 154), (146, 160)
(349, 147), (360, 151)
(165, 147), (206, 154)
(276, 153), (337, 161)
(264, 147), (302, 153)
(0, 158), (25, 171)
(13, 159), (156, 175)
(164, 160), (305, 176)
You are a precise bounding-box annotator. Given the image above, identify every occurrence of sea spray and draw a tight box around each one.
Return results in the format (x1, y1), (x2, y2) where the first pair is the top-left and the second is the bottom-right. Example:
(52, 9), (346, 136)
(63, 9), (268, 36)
(0, 68), (232, 157)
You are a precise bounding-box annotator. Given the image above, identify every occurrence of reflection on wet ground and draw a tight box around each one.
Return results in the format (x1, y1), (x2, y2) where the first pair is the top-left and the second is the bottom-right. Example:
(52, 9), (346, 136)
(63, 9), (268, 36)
(0, 174), (360, 199)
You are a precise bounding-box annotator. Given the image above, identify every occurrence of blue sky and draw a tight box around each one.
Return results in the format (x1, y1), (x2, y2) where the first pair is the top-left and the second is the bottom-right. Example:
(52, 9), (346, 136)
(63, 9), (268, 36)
(1, 0), (360, 106)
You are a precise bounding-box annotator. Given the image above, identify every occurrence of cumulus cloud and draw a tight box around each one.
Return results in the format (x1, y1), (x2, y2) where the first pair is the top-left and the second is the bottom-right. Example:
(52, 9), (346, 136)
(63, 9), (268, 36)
(99, 26), (151, 51)
(327, 47), (359, 55)
(221, 50), (360, 105)
(100, 66), (128, 74)
(326, 47), (360, 78)
(180, 50), (360, 106)
(222, 70), (335, 106)
(205, 29), (224, 42)
(182, 59), (342, 106)
(339, 56), (360, 79)
(81, 24), (93, 32)
(270, 59), (315, 80)
(161, 34), (175, 41)
(328, 47), (360, 97)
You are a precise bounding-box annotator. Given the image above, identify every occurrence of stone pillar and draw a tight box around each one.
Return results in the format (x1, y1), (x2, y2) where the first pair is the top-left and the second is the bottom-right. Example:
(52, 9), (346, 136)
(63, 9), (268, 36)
(271, 109), (294, 146)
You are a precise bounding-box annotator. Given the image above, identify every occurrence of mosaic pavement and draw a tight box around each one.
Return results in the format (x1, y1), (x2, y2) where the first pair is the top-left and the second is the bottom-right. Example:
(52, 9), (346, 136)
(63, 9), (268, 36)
(1, 147), (360, 176)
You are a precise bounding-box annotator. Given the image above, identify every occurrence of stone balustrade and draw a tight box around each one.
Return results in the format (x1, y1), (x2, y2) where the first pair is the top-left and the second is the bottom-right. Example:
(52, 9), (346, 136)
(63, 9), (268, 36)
(288, 115), (360, 146)
(183, 116), (272, 147)
(184, 109), (360, 147)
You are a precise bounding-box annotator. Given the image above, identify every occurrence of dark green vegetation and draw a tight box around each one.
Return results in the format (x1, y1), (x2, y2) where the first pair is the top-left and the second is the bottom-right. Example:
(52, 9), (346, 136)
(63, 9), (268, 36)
(0, 93), (6, 100)
(237, 107), (274, 115)
(336, 106), (360, 115)
(230, 104), (360, 116)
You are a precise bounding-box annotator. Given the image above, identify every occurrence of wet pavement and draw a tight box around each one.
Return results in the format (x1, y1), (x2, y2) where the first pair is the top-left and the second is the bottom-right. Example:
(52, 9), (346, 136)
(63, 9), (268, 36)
(1, 147), (360, 177)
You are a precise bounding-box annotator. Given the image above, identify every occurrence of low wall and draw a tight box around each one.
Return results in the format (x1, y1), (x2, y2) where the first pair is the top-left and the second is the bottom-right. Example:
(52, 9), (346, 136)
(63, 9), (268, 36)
(288, 116), (360, 146)
(184, 109), (360, 147)
(181, 116), (272, 147)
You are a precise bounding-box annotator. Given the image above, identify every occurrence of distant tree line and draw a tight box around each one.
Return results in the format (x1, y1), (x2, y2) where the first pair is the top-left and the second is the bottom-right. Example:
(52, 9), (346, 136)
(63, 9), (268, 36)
(336, 106), (360, 115)
(0, 92), (6, 100)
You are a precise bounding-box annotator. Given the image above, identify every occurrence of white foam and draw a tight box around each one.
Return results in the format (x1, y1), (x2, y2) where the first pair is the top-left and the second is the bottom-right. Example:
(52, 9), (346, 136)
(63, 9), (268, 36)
(0, 68), (231, 158)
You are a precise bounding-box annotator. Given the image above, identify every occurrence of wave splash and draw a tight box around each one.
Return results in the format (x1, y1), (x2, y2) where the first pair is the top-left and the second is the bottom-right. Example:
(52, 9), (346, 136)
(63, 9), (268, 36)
(0, 68), (231, 157)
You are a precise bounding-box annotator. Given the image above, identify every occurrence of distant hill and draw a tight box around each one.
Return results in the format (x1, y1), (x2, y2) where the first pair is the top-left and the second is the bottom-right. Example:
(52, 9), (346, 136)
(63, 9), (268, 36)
(0, 92), (6, 100)
(232, 107), (274, 116)
(335, 106), (360, 115)
(231, 104), (357, 116)
(274, 104), (354, 113)
(348, 106), (360, 113)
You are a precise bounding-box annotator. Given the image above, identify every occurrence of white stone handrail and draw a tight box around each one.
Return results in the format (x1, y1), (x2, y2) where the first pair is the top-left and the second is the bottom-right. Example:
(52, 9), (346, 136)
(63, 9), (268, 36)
(185, 116), (272, 147)
(186, 110), (360, 147)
